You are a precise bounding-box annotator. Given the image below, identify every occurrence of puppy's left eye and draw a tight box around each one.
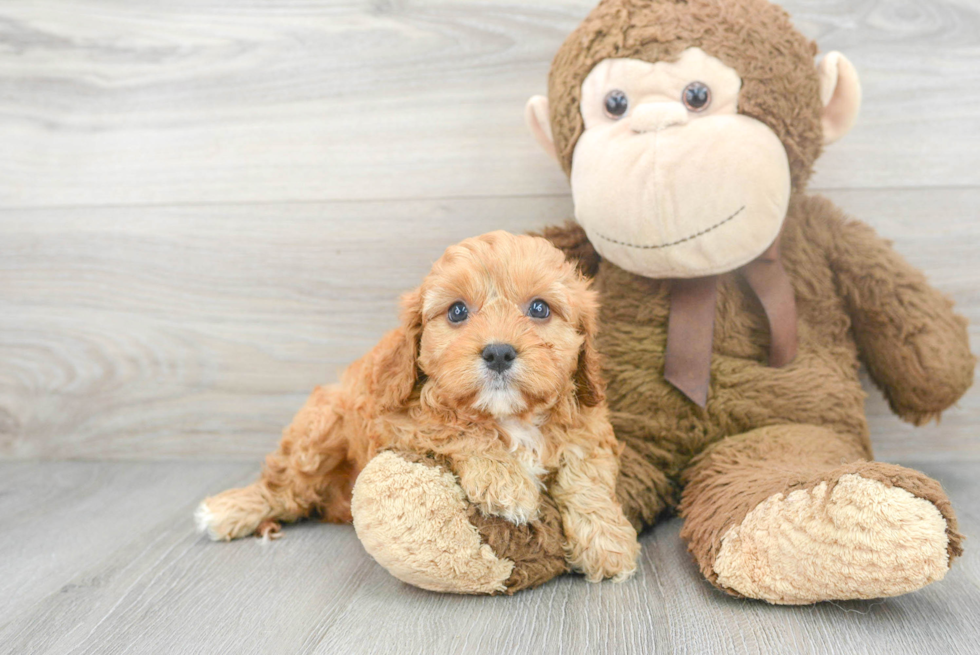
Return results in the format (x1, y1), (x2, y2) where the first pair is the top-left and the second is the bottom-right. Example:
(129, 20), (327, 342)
(527, 299), (551, 320)
(447, 301), (469, 323)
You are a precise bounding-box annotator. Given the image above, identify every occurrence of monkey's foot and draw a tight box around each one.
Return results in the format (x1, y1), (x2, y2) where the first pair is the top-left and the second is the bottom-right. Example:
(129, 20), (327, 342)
(712, 463), (959, 604)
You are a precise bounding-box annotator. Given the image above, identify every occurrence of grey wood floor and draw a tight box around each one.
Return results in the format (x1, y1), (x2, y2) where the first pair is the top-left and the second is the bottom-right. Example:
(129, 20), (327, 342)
(1, 459), (978, 655)
(1, 1), (979, 653)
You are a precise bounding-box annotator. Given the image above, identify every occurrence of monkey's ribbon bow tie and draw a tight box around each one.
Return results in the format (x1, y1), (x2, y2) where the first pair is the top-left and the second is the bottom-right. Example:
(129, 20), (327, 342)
(663, 240), (798, 407)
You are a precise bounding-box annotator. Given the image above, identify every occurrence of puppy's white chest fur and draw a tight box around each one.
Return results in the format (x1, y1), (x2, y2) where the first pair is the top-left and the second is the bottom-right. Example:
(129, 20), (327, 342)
(499, 417), (548, 482)
(500, 417), (543, 452)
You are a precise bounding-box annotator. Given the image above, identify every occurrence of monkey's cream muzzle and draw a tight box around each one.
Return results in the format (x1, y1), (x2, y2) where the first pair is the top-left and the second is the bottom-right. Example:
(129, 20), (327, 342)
(571, 52), (792, 279)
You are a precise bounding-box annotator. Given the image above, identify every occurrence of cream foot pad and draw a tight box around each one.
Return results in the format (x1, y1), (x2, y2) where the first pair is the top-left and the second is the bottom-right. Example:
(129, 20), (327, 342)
(713, 473), (950, 604)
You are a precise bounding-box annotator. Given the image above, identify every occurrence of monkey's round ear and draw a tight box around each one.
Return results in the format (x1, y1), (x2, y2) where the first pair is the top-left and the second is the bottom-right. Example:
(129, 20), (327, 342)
(525, 95), (559, 162)
(817, 52), (862, 145)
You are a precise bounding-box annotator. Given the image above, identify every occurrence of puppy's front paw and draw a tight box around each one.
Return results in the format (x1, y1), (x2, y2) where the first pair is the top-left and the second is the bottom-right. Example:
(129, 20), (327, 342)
(458, 460), (541, 525)
(565, 514), (640, 583)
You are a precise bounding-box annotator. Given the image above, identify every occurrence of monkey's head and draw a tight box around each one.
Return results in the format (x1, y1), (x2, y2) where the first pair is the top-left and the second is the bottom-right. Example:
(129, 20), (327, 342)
(526, 0), (861, 279)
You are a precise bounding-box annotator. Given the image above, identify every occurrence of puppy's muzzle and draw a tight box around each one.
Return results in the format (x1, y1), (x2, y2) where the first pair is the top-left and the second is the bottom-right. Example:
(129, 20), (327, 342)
(482, 343), (517, 373)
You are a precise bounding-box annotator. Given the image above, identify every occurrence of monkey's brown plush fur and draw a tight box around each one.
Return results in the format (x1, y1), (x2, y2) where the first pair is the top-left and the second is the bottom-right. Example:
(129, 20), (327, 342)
(542, 196), (971, 595)
(350, 0), (974, 603)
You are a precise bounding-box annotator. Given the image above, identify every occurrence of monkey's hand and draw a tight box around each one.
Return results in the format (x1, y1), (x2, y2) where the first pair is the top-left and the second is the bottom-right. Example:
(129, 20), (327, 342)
(815, 196), (975, 424)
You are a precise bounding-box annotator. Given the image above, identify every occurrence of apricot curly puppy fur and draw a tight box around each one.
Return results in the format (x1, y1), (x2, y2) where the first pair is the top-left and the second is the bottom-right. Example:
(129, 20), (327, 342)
(196, 231), (639, 583)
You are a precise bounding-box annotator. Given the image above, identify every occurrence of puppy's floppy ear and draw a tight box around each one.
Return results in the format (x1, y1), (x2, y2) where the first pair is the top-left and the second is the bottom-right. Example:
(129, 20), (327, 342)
(369, 288), (424, 413)
(573, 286), (605, 407)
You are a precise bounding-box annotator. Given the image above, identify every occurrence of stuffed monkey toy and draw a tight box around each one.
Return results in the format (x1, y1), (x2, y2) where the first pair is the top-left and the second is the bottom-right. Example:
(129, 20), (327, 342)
(350, 0), (975, 603)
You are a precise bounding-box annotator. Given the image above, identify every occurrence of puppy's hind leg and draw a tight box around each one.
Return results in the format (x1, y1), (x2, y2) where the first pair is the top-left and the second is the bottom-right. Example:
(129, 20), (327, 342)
(196, 386), (366, 541)
(195, 480), (292, 542)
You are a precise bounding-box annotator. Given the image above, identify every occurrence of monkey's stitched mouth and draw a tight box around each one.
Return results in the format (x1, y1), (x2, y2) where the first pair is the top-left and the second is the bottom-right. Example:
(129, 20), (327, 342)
(592, 206), (746, 250)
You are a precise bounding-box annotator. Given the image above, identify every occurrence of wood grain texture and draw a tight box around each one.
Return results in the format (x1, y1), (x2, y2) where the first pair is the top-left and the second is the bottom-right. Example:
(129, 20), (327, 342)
(1, 189), (978, 460)
(1, 0), (978, 462)
(0, 460), (253, 622)
(0, 196), (571, 458)
(0, 459), (977, 654)
(0, 0), (978, 209)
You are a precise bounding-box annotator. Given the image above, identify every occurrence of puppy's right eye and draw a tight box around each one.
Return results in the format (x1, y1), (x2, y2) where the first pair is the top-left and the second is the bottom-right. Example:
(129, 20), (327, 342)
(447, 301), (468, 324)
(527, 299), (551, 320)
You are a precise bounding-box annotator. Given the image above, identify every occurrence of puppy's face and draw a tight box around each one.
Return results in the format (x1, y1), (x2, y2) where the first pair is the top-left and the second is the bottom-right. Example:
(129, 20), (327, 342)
(413, 231), (600, 418)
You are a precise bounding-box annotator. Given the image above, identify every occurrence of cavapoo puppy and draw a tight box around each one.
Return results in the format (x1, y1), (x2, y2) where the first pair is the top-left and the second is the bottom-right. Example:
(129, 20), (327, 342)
(196, 231), (639, 582)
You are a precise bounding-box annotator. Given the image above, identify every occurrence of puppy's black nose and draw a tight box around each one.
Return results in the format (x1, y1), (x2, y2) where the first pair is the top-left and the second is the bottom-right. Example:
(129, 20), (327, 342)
(482, 343), (517, 373)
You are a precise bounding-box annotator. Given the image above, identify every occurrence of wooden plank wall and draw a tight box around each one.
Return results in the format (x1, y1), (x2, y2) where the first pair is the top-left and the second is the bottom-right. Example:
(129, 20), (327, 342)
(1, 0), (978, 461)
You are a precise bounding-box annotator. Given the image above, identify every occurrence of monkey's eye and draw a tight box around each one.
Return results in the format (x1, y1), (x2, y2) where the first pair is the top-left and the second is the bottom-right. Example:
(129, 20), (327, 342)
(603, 90), (629, 119)
(527, 299), (551, 320)
(447, 301), (469, 323)
(682, 82), (711, 112)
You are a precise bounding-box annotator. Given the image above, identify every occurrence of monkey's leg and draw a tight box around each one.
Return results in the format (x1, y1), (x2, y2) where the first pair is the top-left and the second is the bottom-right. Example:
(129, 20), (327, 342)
(196, 386), (365, 541)
(679, 424), (962, 604)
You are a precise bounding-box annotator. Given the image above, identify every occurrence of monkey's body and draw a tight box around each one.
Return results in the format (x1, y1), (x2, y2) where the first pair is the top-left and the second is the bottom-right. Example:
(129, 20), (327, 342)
(541, 192), (971, 602)
(590, 199), (873, 523)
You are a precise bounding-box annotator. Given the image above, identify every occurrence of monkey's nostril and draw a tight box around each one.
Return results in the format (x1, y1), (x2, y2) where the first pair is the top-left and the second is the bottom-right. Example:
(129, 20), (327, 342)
(482, 343), (517, 373)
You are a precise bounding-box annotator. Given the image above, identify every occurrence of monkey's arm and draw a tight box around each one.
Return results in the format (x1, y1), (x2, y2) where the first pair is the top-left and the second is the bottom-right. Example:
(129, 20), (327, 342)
(533, 221), (602, 278)
(814, 197), (974, 424)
